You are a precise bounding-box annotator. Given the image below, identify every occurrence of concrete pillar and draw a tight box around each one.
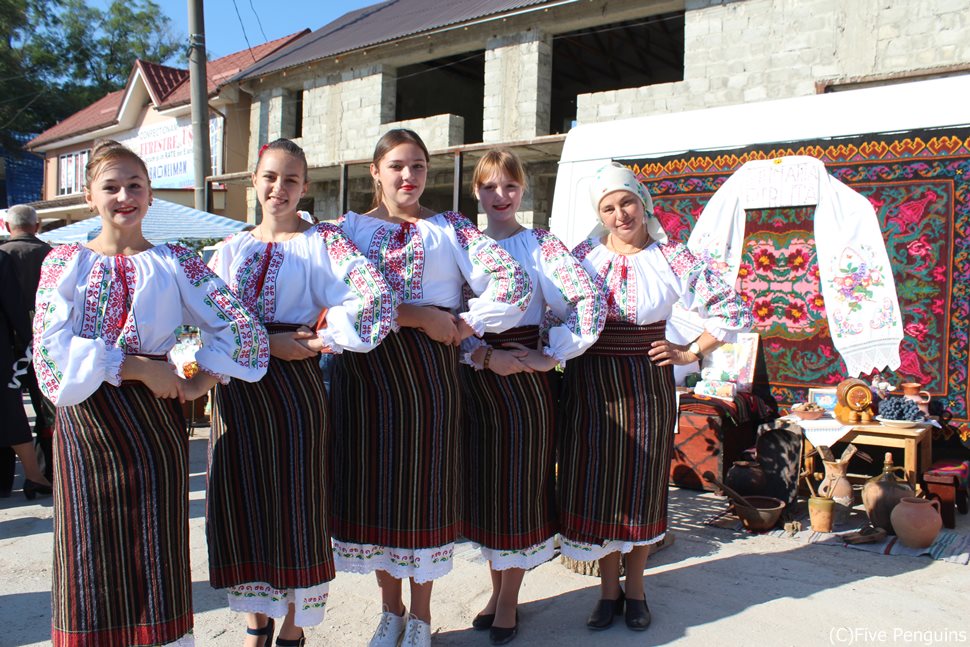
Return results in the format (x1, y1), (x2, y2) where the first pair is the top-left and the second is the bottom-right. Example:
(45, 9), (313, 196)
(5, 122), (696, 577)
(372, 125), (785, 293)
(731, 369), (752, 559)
(483, 29), (553, 143)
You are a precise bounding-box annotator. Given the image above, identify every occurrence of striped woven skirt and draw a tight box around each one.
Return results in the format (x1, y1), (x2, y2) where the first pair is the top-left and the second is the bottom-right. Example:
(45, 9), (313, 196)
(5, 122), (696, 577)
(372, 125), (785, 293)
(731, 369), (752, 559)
(558, 321), (676, 551)
(459, 326), (558, 565)
(330, 327), (461, 581)
(207, 348), (334, 602)
(52, 381), (191, 647)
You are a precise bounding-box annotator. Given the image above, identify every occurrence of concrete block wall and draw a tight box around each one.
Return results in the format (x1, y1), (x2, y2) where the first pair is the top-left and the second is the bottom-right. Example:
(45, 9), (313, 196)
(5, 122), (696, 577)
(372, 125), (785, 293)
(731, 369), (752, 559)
(483, 29), (553, 143)
(577, 0), (970, 124)
(381, 114), (466, 150)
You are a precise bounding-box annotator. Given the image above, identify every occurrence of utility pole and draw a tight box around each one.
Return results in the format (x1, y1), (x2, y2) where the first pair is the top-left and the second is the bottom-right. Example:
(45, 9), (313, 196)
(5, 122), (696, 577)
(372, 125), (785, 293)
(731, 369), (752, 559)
(188, 0), (211, 212)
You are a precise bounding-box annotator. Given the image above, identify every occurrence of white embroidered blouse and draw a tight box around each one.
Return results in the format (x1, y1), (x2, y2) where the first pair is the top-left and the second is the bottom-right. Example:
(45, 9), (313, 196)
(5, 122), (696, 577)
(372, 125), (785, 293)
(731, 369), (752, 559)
(573, 238), (752, 341)
(208, 223), (395, 353)
(32, 243), (269, 407)
(340, 210), (532, 335)
(464, 228), (606, 366)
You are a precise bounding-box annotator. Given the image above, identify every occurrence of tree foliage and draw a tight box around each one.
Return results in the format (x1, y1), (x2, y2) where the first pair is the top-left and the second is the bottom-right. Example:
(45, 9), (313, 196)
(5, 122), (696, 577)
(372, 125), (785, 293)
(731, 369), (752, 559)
(1, 0), (183, 146)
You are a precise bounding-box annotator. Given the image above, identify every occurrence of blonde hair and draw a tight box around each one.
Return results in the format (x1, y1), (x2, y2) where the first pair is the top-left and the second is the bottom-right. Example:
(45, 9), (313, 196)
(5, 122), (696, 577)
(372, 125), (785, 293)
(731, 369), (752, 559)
(85, 139), (150, 188)
(472, 149), (527, 193)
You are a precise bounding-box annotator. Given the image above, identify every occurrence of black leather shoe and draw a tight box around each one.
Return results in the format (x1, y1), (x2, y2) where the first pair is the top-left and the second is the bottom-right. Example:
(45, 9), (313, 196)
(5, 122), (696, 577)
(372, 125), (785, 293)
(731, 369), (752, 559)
(23, 479), (52, 501)
(586, 590), (624, 630)
(472, 613), (495, 630)
(625, 597), (651, 631)
(490, 623), (518, 645)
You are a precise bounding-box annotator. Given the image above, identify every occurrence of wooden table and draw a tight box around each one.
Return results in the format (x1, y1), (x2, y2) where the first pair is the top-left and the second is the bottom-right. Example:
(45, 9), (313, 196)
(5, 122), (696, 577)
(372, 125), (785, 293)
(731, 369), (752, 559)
(802, 422), (932, 489)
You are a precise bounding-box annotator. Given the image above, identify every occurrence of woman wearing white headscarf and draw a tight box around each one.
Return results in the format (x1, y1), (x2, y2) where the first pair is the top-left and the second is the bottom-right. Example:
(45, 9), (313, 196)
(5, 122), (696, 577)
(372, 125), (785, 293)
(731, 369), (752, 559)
(559, 163), (751, 632)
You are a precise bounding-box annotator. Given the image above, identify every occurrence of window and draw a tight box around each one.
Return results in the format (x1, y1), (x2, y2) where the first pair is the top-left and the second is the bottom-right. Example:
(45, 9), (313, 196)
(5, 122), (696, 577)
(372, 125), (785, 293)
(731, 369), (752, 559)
(283, 90), (304, 139)
(58, 150), (90, 196)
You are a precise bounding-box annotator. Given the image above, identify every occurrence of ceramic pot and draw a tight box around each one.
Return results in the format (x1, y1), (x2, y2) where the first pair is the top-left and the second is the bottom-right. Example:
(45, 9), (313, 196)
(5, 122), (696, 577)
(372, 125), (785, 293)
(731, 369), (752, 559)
(808, 497), (835, 533)
(862, 463), (913, 534)
(899, 382), (931, 414)
(725, 461), (768, 497)
(890, 497), (942, 548)
(818, 460), (854, 519)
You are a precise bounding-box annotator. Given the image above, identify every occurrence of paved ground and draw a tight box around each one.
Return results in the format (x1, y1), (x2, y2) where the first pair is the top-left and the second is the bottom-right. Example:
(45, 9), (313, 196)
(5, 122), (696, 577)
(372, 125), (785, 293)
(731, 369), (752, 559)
(2, 425), (968, 647)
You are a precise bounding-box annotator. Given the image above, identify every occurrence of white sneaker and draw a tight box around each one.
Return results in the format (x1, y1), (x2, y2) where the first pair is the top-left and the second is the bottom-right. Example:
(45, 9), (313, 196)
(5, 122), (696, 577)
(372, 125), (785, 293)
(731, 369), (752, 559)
(401, 615), (432, 647)
(368, 607), (406, 647)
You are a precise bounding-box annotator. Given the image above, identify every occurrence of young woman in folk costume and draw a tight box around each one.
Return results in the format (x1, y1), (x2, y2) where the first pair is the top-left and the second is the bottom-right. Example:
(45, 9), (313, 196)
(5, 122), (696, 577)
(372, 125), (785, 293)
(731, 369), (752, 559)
(206, 138), (395, 647)
(559, 162), (751, 632)
(329, 129), (532, 647)
(32, 139), (268, 646)
(460, 150), (605, 645)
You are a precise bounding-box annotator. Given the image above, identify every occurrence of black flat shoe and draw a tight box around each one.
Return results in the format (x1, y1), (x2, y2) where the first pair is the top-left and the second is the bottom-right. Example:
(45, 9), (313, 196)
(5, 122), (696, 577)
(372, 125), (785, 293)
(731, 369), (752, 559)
(23, 479), (52, 501)
(586, 590), (624, 630)
(490, 623), (518, 645)
(472, 613), (495, 630)
(276, 631), (306, 646)
(246, 618), (274, 647)
(625, 597), (651, 631)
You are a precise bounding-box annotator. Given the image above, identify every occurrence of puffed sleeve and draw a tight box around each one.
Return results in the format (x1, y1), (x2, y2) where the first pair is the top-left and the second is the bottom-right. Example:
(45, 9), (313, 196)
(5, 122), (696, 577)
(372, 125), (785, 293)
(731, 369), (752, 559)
(169, 244), (269, 382)
(206, 233), (237, 276)
(532, 229), (606, 364)
(32, 244), (127, 406)
(442, 211), (532, 335)
(658, 241), (752, 341)
(309, 224), (396, 353)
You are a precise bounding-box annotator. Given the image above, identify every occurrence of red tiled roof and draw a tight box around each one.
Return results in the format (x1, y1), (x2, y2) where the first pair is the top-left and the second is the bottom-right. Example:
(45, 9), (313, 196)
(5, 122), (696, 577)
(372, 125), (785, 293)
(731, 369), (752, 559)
(26, 30), (309, 149)
(137, 60), (189, 103)
(27, 90), (125, 148)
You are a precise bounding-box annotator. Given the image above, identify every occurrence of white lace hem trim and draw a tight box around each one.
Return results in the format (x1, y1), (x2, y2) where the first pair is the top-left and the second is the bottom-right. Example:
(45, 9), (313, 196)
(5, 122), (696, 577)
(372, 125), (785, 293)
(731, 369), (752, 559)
(227, 581), (329, 627)
(559, 533), (665, 562)
(332, 540), (455, 583)
(476, 538), (556, 570)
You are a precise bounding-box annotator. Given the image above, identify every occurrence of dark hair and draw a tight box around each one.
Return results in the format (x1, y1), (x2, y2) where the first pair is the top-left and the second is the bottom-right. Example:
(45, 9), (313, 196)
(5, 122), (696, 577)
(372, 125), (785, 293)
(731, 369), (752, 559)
(370, 128), (430, 209)
(85, 139), (150, 188)
(472, 149), (528, 194)
(257, 138), (309, 181)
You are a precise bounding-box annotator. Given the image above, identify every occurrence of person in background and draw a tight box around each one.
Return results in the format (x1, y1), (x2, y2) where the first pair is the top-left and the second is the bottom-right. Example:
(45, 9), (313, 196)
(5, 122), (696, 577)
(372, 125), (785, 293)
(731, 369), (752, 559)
(0, 248), (50, 499)
(460, 149), (605, 645)
(558, 162), (751, 633)
(32, 139), (269, 646)
(1, 204), (54, 494)
(206, 138), (395, 647)
(330, 129), (531, 647)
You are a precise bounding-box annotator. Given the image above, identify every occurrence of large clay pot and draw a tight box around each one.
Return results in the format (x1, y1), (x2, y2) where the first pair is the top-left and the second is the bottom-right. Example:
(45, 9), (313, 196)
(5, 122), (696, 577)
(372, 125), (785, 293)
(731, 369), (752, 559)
(890, 497), (943, 548)
(862, 454), (913, 534)
(725, 461), (768, 497)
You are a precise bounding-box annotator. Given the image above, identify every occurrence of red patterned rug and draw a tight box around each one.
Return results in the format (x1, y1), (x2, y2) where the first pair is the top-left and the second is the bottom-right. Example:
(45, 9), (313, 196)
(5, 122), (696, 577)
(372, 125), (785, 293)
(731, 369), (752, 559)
(626, 128), (970, 441)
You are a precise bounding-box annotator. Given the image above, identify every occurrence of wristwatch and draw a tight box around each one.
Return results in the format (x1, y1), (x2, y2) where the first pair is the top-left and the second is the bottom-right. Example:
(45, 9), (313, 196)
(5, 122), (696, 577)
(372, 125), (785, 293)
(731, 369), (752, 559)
(688, 340), (702, 359)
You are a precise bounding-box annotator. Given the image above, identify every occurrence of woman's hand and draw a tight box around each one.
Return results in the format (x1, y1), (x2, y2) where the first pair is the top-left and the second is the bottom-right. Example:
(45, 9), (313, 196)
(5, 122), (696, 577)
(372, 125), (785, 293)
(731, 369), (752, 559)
(181, 373), (220, 401)
(503, 342), (559, 372)
(648, 339), (698, 366)
(456, 316), (478, 342)
(487, 349), (533, 376)
(269, 328), (319, 360)
(399, 304), (462, 346)
(122, 356), (186, 401)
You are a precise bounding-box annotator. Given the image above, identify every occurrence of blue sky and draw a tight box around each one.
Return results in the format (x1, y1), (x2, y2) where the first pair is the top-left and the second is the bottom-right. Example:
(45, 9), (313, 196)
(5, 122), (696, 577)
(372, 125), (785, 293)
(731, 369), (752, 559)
(152, 0), (377, 59)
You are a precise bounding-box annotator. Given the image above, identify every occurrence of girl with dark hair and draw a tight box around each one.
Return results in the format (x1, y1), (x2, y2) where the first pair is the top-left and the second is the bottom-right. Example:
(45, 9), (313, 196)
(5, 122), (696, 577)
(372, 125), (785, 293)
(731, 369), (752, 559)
(32, 139), (269, 646)
(330, 129), (532, 647)
(206, 138), (395, 646)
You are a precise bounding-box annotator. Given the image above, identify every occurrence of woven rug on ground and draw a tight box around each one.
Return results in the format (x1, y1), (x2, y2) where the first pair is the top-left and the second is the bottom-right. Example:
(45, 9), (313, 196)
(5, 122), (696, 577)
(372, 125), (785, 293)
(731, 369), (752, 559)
(704, 504), (970, 565)
(625, 127), (970, 441)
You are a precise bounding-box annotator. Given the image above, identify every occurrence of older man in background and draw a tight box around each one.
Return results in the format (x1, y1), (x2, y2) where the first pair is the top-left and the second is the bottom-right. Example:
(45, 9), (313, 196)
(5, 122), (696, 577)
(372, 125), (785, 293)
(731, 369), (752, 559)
(1, 205), (53, 497)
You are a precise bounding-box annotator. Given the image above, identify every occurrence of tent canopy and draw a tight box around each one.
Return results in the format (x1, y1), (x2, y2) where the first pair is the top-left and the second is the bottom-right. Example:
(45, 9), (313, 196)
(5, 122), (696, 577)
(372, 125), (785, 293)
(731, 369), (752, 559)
(39, 199), (250, 245)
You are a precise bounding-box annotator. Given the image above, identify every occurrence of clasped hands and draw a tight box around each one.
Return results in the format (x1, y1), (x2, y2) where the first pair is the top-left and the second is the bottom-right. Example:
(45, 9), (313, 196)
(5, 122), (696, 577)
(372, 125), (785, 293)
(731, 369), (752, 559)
(122, 355), (219, 402)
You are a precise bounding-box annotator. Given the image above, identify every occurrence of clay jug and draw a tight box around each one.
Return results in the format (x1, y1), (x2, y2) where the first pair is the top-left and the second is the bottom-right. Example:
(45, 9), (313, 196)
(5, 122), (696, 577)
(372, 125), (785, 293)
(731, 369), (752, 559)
(725, 461), (767, 497)
(818, 460), (854, 508)
(862, 452), (913, 534)
(890, 497), (943, 548)
(899, 382), (931, 414)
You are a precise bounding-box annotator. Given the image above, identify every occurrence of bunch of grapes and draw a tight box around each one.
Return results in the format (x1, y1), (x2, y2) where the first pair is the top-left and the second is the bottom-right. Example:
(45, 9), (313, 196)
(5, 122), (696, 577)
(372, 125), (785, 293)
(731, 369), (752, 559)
(878, 397), (925, 421)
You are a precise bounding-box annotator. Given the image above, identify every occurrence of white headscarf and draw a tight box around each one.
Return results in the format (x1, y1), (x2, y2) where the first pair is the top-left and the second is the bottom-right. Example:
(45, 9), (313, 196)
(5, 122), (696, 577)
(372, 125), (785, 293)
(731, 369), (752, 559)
(588, 162), (667, 243)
